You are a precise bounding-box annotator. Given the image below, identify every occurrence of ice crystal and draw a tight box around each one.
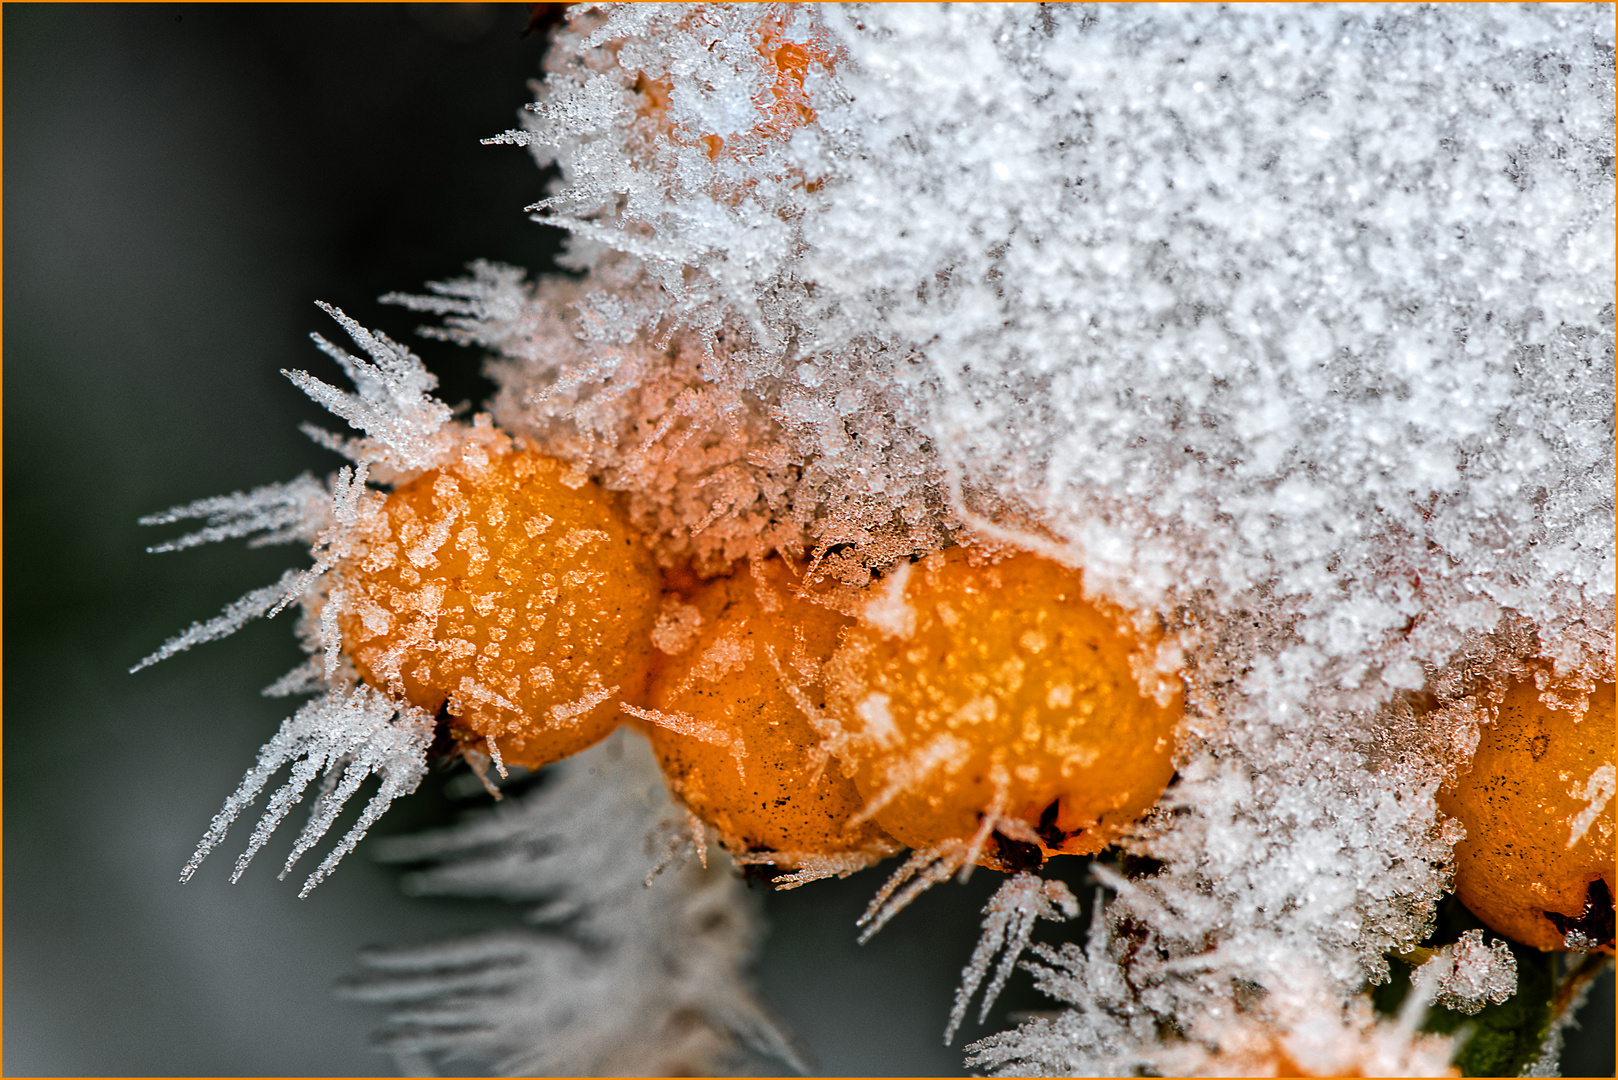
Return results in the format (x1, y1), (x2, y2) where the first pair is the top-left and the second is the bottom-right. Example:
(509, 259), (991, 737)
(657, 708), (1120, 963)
(290, 302), (459, 478)
(179, 684), (435, 897)
(1417, 928), (1518, 1016)
(856, 842), (976, 944)
(141, 303), (468, 890)
(339, 730), (805, 1077)
(946, 871), (1079, 1045)
(1526, 955), (1613, 1077)
(965, 884), (1460, 1077)
(137, 302), (459, 677)
(389, 259), (947, 577)
(962, 887), (1149, 1076)
(130, 567), (315, 674)
(138, 472), (330, 553)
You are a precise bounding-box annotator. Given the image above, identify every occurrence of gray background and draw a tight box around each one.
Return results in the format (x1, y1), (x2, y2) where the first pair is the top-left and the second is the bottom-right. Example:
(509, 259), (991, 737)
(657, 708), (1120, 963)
(4, 5), (1611, 1076)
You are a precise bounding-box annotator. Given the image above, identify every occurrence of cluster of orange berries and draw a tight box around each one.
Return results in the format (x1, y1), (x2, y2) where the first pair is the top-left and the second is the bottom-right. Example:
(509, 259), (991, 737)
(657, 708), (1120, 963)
(337, 444), (1182, 881)
(339, 442), (1614, 955)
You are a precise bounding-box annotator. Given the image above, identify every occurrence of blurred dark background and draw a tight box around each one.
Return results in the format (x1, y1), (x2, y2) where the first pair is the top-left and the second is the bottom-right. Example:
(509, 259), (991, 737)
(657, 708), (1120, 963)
(3, 5), (1611, 1076)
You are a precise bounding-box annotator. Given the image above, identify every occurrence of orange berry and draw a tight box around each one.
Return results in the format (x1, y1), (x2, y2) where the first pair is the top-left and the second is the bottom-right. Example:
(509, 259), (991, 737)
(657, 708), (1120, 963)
(638, 558), (896, 864)
(825, 548), (1182, 869)
(1438, 676), (1615, 952)
(340, 444), (660, 771)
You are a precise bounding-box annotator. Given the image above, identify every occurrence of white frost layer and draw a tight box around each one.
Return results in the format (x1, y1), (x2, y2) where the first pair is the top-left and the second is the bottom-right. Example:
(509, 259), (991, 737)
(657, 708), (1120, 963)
(492, 1), (1613, 678)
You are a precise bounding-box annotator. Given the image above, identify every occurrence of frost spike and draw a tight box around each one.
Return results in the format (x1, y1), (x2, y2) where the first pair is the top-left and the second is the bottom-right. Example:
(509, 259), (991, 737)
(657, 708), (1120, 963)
(131, 568), (307, 673)
(179, 687), (433, 894)
(141, 473), (330, 553)
(944, 871), (1078, 1045)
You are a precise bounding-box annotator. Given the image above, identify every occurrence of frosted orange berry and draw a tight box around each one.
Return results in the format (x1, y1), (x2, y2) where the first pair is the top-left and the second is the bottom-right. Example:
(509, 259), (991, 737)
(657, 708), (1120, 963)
(825, 548), (1181, 869)
(339, 444), (659, 771)
(1438, 676), (1615, 952)
(639, 558), (896, 864)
